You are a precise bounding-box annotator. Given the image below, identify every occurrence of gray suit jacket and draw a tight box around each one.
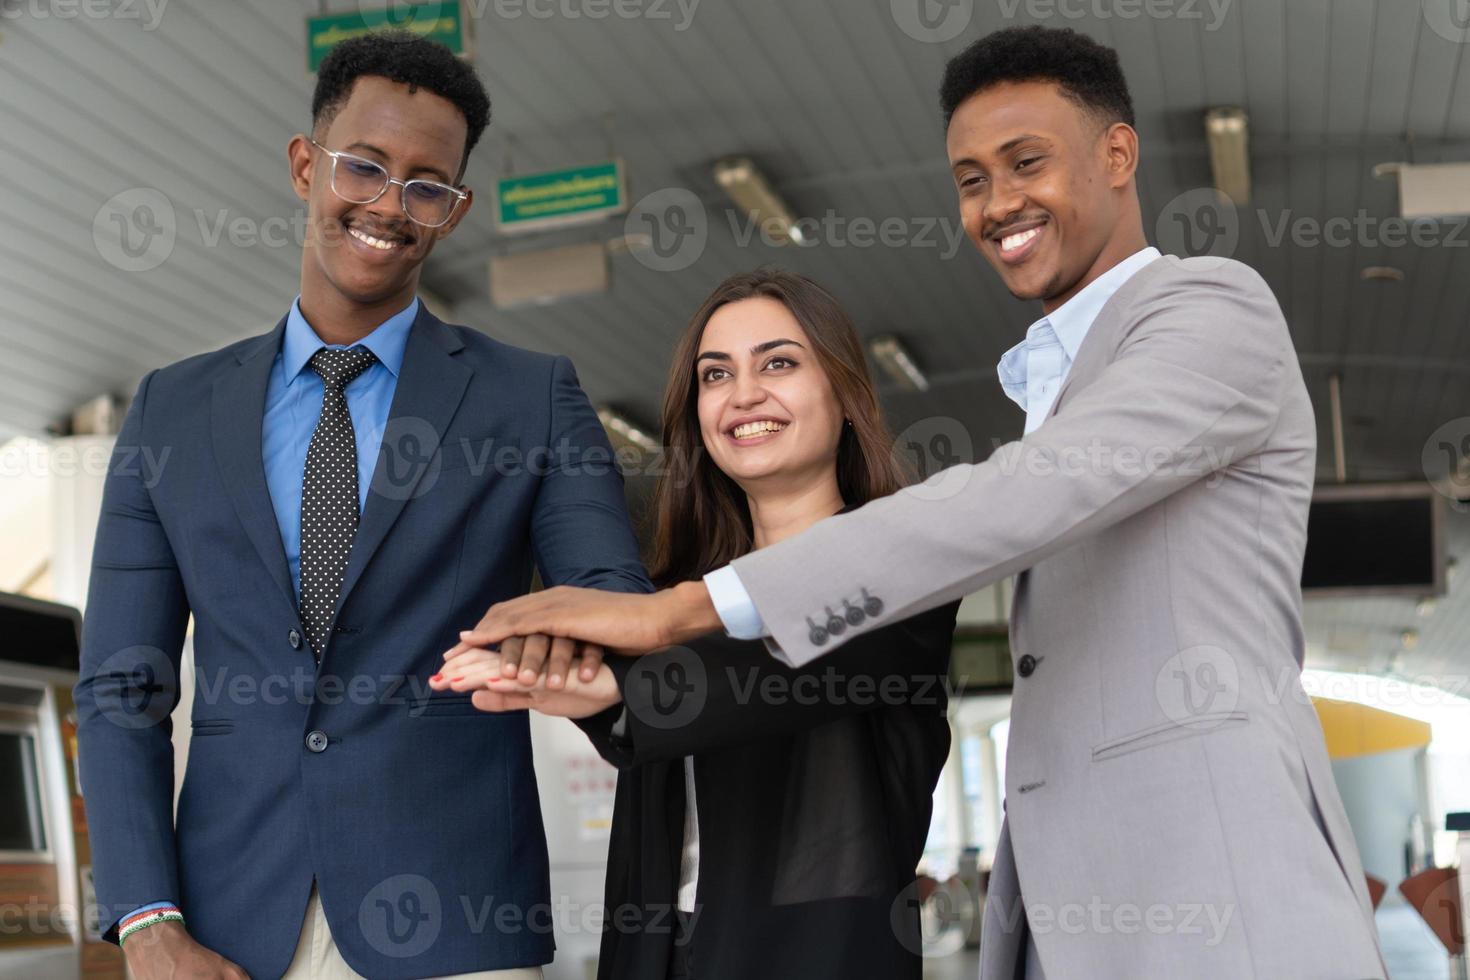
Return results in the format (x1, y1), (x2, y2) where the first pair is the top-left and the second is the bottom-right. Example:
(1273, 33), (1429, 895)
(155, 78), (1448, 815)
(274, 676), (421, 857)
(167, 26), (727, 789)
(730, 256), (1387, 979)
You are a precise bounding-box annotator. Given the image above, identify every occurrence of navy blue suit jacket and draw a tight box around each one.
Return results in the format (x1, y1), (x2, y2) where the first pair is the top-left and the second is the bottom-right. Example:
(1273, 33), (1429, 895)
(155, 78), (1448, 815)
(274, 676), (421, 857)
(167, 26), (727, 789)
(75, 306), (651, 978)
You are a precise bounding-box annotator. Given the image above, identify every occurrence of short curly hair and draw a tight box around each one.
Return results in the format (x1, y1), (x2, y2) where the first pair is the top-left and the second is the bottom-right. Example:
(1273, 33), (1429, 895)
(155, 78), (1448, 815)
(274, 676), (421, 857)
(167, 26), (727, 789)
(939, 26), (1134, 131)
(312, 30), (491, 180)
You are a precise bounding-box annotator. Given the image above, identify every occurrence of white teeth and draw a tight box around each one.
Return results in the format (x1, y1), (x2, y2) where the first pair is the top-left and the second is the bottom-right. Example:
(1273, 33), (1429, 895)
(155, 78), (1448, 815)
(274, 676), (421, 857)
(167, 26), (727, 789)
(350, 227), (400, 251)
(732, 420), (787, 440)
(1000, 227), (1041, 253)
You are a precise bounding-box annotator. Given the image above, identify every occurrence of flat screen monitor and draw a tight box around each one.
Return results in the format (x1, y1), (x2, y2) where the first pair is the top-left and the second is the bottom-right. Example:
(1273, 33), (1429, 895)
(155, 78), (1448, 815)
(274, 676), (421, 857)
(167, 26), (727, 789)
(1301, 483), (1445, 597)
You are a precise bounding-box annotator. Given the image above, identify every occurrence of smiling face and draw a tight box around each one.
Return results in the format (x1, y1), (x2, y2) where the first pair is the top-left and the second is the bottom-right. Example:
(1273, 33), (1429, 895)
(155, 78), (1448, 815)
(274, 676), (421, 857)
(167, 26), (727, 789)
(947, 79), (1139, 313)
(289, 74), (474, 312)
(694, 296), (845, 492)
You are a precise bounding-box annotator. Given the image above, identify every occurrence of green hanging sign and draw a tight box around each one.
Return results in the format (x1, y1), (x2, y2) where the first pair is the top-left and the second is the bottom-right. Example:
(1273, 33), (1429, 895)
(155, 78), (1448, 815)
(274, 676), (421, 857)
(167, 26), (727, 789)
(306, 2), (470, 73)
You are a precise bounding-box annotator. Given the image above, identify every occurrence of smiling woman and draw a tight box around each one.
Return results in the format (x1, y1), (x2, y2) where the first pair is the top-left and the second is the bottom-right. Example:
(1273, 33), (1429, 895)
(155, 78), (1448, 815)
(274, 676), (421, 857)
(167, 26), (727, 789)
(649, 268), (911, 585)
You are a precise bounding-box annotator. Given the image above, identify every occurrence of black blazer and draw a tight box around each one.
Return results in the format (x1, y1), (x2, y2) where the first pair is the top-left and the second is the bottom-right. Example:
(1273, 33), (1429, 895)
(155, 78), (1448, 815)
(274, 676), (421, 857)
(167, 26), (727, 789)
(577, 599), (959, 980)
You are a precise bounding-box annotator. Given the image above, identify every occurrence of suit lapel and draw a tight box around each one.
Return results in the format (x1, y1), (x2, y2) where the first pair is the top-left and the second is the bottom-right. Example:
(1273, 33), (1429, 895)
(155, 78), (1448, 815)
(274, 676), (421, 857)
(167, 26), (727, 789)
(1043, 255), (1172, 425)
(212, 316), (297, 612)
(333, 307), (472, 615)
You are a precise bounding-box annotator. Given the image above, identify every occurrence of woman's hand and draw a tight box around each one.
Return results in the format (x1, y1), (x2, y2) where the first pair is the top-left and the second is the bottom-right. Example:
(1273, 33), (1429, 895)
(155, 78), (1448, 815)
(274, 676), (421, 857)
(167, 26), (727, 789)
(430, 640), (623, 720)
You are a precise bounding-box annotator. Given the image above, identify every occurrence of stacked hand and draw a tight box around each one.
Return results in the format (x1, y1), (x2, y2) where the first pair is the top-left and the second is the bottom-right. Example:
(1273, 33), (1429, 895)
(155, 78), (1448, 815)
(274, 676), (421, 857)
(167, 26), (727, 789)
(431, 639), (622, 719)
(444, 582), (724, 682)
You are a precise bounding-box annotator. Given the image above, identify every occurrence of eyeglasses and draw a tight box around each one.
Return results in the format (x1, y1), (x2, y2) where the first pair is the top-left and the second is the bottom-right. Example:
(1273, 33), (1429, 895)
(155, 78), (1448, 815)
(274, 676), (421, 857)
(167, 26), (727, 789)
(310, 138), (468, 228)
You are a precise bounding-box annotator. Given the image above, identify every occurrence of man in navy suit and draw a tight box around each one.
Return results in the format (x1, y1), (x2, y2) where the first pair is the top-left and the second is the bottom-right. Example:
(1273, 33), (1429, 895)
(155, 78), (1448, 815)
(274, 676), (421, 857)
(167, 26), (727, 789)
(74, 32), (649, 980)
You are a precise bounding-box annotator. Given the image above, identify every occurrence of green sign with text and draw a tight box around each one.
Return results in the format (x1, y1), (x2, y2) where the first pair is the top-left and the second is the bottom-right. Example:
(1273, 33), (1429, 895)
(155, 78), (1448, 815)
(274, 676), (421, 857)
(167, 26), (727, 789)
(307, 2), (468, 73)
(496, 160), (628, 234)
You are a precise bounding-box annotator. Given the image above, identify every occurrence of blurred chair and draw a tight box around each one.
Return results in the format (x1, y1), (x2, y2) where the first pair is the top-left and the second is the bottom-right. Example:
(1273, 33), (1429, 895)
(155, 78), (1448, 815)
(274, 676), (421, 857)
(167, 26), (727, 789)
(1398, 867), (1463, 955)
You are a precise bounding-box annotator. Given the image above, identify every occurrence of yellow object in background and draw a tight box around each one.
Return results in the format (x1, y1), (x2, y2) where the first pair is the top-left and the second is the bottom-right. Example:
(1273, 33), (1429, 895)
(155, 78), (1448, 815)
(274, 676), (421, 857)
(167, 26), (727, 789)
(1313, 697), (1432, 760)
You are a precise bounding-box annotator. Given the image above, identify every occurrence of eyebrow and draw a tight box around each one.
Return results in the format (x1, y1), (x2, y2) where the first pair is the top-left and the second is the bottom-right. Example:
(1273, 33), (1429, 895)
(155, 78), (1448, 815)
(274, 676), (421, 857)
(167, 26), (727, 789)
(695, 338), (805, 364)
(344, 141), (454, 184)
(951, 134), (1050, 171)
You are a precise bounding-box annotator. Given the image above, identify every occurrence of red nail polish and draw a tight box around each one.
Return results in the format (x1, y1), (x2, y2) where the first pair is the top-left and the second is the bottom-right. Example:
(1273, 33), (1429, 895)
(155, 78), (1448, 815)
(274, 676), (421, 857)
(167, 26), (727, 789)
(450, 676), (464, 682)
(430, 673), (442, 681)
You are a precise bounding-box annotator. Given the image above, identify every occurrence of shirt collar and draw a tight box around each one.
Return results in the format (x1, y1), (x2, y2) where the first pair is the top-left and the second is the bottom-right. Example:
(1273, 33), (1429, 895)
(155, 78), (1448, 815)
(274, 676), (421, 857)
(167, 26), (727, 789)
(281, 295), (420, 385)
(997, 246), (1161, 402)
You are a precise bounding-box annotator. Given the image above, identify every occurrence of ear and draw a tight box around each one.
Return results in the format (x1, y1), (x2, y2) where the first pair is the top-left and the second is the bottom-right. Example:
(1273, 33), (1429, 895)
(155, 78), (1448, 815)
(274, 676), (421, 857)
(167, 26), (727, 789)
(1102, 121), (1139, 189)
(287, 134), (315, 204)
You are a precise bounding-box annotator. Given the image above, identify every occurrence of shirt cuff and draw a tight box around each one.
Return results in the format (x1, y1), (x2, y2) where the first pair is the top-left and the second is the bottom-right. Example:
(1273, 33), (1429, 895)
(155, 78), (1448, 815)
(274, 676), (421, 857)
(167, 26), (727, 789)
(702, 565), (769, 640)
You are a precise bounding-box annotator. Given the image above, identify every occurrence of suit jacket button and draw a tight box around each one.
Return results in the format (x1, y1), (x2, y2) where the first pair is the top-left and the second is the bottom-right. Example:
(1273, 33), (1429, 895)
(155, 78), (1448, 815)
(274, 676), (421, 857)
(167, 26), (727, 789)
(806, 617), (829, 647)
(1017, 654), (1037, 678)
(288, 628), (302, 650)
(305, 730), (329, 753)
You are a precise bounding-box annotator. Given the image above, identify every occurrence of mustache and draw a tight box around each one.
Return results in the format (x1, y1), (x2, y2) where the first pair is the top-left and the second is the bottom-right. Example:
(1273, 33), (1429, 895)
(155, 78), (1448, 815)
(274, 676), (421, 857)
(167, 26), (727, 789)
(982, 215), (1048, 240)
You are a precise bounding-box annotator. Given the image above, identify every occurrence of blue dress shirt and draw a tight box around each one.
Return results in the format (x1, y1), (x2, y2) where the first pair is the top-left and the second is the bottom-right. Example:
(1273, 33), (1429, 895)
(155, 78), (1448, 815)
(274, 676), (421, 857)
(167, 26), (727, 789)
(703, 248), (1162, 642)
(122, 296), (418, 928)
(263, 296), (418, 600)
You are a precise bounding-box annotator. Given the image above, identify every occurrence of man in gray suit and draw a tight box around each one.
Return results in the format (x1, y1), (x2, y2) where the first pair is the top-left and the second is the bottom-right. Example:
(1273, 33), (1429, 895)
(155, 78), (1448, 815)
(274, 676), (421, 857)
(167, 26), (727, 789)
(456, 26), (1387, 980)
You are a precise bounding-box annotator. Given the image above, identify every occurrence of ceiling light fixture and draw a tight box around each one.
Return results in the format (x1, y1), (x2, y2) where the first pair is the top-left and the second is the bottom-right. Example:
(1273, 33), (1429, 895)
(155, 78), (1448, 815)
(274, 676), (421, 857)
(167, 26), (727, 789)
(713, 156), (805, 246)
(868, 335), (930, 392)
(1204, 107), (1251, 206)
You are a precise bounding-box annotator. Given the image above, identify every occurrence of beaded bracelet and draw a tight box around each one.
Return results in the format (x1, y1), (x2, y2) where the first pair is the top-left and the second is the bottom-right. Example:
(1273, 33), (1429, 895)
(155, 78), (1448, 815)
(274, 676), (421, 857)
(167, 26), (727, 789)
(118, 906), (184, 946)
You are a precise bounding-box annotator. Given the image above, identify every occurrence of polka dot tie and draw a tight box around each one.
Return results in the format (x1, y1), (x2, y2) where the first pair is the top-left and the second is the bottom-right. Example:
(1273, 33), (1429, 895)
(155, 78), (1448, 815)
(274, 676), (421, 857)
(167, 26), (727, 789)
(299, 346), (377, 659)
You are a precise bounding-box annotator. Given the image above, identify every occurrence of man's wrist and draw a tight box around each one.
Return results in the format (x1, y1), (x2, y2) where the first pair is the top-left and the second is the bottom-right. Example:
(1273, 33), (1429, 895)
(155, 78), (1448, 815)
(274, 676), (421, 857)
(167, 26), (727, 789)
(659, 581), (722, 645)
(119, 905), (184, 947)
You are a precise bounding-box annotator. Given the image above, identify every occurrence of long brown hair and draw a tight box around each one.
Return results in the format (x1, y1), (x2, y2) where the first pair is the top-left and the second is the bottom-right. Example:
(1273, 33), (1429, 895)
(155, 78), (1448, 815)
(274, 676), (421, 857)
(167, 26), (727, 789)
(647, 268), (910, 588)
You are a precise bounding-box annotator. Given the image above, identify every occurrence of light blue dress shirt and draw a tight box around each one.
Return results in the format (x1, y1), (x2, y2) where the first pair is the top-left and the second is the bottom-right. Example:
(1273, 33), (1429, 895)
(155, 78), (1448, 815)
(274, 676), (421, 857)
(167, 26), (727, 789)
(703, 247), (1162, 641)
(121, 296), (418, 929)
(263, 296), (418, 600)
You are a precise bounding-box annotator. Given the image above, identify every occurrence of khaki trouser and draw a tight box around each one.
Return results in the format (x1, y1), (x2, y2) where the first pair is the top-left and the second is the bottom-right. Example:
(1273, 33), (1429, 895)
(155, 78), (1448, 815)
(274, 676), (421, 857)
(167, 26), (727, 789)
(282, 882), (545, 980)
